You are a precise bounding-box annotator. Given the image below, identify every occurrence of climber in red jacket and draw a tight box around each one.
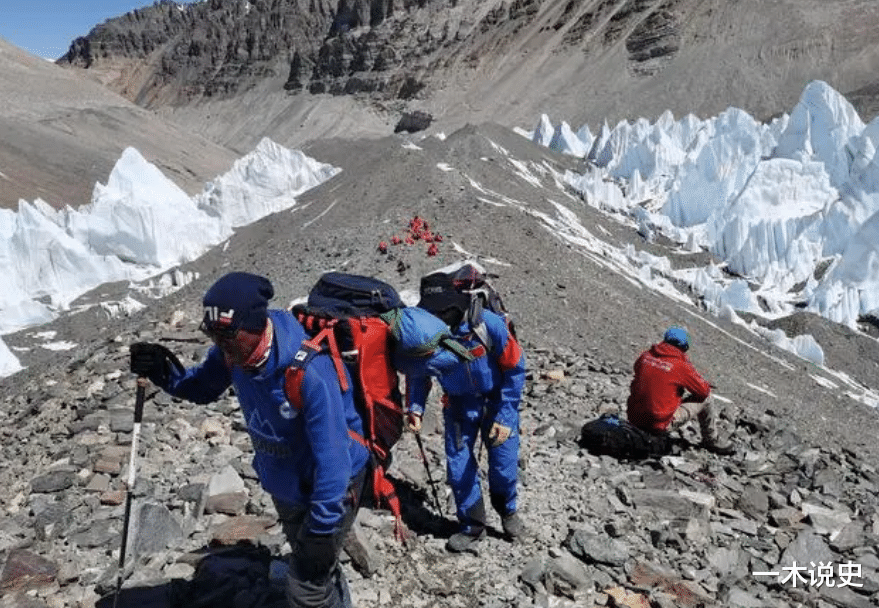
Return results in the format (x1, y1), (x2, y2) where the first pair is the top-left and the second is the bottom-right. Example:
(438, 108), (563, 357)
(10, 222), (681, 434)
(626, 327), (735, 455)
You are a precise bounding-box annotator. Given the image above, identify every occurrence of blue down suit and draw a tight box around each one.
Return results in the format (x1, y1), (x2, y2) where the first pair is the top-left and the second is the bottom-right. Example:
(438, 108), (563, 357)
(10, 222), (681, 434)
(157, 309), (369, 535)
(157, 309), (369, 608)
(405, 310), (526, 530)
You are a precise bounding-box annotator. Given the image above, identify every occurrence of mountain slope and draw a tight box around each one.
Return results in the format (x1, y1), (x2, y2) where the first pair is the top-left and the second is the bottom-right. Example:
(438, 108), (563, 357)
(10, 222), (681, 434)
(0, 37), (239, 210)
(1, 124), (877, 608)
(56, 0), (879, 154)
(1, 2), (878, 605)
(5, 123), (877, 458)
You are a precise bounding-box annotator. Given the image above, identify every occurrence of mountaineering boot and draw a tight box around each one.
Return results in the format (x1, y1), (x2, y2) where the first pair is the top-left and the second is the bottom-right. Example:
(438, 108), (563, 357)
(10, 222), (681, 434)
(500, 511), (525, 539)
(491, 491), (524, 539)
(698, 401), (736, 455)
(448, 499), (486, 552)
(705, 440), (736, 456)
(446, 526), (486, 552)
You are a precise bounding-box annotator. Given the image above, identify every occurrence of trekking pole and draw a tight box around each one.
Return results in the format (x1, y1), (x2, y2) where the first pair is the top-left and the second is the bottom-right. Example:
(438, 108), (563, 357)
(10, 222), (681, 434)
(113, 377), (147, 608)
(414, 431), (444, 515)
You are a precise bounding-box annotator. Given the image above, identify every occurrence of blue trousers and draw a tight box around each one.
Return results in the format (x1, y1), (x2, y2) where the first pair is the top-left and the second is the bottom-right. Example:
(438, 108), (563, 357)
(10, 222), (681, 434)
(272, 467), (365, 608)
(443, 394), (519, 530)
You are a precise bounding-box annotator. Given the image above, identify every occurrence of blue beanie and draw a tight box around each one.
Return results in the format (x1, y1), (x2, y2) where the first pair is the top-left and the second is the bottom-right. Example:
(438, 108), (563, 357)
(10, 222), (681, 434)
(663, 326), (690, 351)
(202, 272), (274, 334)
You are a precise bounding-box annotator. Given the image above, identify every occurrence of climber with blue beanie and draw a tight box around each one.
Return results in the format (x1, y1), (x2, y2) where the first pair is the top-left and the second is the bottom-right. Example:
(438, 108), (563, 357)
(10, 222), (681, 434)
(626, 326), (735, 455)
(129, 271), (369, 608)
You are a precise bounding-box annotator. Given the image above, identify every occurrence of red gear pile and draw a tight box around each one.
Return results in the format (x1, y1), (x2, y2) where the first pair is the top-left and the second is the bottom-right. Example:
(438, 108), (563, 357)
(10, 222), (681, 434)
(377, 215), (445, 257)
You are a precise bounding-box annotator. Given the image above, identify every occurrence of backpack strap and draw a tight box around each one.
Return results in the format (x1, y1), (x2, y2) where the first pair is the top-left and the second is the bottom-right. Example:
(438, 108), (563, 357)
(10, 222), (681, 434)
(283, 325), (350, 411)
(467, 311), (520, 368)
(379, 309), (475, 362)
(463, 293), (503, 353)
(441, 336), (476, 361)
(284, 342), (318, 411)
(347, 432), (407, 541)
(469, 321), (491, 353)
(283, 321), (408, 543)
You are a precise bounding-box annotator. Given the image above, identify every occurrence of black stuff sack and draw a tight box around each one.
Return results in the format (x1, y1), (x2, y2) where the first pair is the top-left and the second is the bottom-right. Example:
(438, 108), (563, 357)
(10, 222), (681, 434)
(579, 414), (671, 460)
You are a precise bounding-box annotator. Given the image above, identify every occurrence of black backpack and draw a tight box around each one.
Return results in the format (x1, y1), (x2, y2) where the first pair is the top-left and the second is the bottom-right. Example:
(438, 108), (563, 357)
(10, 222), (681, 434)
(579, 414), (672, 460)
(417, 262), (516, 349)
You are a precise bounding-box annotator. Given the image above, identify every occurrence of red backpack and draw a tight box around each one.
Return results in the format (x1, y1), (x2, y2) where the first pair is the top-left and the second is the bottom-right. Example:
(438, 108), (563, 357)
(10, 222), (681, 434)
(284, 272), (469, 540)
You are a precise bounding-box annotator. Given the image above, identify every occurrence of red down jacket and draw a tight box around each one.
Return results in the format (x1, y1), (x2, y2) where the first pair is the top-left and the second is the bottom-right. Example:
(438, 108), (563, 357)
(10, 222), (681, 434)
(626, 341), (711, 433)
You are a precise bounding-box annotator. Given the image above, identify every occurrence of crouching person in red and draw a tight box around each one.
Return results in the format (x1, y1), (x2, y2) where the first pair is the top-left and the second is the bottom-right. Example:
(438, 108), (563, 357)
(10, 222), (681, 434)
(626, 327), (735, 455)
(130, 271), (369, 608)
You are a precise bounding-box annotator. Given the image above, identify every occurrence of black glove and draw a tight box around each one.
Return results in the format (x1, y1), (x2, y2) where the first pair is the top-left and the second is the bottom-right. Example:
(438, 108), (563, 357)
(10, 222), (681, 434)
(293, 532), (338, 583)
(130, 342), (184, 386)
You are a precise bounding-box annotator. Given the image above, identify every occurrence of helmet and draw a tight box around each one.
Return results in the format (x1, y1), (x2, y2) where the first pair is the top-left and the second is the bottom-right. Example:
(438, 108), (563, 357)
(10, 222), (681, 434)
(663, 327), (690, 351)
(417, 266), (473, 329)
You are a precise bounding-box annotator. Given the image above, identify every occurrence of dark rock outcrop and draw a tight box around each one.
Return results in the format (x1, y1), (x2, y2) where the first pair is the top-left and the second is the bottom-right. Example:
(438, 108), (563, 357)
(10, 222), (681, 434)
(60, 0), (339, 106)
(394, 110), (433, 133)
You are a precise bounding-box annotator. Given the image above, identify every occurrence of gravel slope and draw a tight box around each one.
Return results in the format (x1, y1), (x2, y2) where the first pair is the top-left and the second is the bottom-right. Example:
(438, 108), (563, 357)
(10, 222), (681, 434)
(1, 123), (877, 608)
(5, 123), (877, 461)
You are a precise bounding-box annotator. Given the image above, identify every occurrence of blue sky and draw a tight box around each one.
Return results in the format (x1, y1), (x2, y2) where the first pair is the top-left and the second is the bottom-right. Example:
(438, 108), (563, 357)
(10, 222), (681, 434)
(1, 1), (192, 60)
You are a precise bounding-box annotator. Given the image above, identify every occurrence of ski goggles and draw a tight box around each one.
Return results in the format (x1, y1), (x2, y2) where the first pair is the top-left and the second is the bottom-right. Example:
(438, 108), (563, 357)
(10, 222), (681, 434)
(199, 320), (239, 340)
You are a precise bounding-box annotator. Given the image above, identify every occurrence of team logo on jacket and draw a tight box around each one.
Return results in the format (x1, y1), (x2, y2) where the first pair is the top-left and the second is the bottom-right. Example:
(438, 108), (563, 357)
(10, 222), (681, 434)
(278, 400), (296, 420)
(645, 355), (673, 372)
(248, 409), (282, 441)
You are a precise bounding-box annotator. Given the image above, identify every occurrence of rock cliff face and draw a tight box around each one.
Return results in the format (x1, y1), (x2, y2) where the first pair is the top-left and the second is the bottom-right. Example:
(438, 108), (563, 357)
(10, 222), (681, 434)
(60, 0), (338, 106)
(59, 0), (503, 103)
(58, 0), (879, 138)
(59, 0), (691, 105)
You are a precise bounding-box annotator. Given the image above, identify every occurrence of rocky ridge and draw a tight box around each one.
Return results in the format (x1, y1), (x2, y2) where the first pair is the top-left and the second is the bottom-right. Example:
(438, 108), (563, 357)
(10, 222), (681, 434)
(57, 1), (879, 149)
(60, 0), (338, 107)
